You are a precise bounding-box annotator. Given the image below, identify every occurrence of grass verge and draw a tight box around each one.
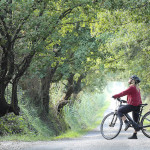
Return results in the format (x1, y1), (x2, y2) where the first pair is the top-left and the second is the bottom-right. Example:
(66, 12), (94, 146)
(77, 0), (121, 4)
(0, 101), (110, 142)
(52, 100), (110, 140)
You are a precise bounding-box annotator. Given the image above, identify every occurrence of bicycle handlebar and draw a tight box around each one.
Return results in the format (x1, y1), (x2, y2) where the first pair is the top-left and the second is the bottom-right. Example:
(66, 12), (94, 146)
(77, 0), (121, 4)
(116, 98), (127, 103)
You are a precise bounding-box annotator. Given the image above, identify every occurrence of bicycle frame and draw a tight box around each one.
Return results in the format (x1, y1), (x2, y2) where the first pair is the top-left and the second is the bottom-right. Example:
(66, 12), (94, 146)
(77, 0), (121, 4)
(123, 107), (142, 126)
(117, 98), (150, 129)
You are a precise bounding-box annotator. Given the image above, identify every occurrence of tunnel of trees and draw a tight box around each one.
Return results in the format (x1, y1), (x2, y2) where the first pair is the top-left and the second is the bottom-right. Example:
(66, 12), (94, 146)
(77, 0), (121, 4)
(0, 0), (150, 137)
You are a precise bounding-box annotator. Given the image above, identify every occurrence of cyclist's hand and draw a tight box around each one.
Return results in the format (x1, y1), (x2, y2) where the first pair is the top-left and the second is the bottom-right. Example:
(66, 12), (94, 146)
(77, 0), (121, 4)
(112, 96), (116, 99)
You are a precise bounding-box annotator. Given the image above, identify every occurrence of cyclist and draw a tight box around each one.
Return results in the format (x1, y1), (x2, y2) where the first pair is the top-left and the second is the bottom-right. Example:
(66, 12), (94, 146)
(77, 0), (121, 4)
(112, 75), (142, 139)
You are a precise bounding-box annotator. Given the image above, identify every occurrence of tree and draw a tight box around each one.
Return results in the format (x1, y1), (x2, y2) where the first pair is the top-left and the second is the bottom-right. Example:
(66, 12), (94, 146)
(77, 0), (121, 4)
(0, 0), (103, 117)
(55, 26), (101, 112)
(90, 0), (150, 95)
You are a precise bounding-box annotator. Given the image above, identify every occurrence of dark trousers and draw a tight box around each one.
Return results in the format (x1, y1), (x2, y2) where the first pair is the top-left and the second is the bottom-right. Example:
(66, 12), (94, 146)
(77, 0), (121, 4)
(118, 105), (141, 123)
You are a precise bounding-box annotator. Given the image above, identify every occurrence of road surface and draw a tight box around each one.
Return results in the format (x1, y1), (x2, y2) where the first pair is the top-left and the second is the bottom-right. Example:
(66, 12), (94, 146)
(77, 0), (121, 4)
(0, 127), (149, 150)
(0, 101), (149, 150)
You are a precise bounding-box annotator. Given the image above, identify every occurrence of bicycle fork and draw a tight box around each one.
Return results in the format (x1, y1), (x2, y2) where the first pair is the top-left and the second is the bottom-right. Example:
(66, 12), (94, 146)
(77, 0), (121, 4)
(109, 111), (118, 127)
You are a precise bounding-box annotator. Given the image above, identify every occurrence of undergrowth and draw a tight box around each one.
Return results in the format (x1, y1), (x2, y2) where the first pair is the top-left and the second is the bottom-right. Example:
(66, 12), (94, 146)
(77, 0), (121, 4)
(63, 92), (108, 131)
(52, 100), (110, 140)
(0, 90), (110, 141)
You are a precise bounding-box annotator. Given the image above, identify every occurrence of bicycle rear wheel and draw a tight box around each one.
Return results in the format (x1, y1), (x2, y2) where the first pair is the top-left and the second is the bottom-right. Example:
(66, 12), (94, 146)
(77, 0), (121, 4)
(100, 112), (123, 140)
(141, 111), (150, 138)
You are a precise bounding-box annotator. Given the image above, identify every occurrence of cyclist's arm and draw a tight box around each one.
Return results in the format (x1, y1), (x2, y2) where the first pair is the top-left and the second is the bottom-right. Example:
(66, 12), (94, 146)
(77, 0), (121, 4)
(112, 86), (134, 98)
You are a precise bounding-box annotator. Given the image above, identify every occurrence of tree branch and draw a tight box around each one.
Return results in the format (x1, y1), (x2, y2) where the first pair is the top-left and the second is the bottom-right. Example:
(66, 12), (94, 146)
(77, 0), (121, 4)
(14, 51), (36, 81)
(0, 16), (10, 40)
(12, 0), (47, 44)
(5, 50), (15, 85)
(58, 3), (87, 22)
(60, 20), (100, 26)
(11, 15), (30, 44)
(0, 51), (8, 82)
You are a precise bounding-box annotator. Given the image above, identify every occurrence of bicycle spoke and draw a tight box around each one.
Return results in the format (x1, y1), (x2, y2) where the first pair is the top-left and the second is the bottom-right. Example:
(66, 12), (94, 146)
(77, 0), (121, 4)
(141, 112), (150, 138)
(144, 117), (150, 122)
(101, 112), (122, 140)
(143, 125), (150, 128)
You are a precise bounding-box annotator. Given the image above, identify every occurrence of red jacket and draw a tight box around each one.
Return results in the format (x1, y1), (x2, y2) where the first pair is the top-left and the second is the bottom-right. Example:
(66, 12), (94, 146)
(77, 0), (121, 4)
(113, 85), (142, 106)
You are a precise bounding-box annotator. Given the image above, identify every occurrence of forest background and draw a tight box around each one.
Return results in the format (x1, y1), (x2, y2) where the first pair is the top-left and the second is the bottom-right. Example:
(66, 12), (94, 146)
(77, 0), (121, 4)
(0, 0), (150, 140)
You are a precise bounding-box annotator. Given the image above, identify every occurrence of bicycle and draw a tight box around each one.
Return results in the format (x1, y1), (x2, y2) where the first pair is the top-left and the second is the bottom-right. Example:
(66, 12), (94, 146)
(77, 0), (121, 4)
(100, 98), (150, 140)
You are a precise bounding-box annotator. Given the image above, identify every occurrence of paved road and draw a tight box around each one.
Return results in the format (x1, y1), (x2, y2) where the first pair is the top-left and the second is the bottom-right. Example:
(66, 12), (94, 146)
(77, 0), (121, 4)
(0, 127), (149, 150)
(0, 101), (150, 150)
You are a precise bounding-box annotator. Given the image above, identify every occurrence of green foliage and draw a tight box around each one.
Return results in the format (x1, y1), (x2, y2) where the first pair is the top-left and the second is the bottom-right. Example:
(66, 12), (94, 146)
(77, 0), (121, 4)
(101, 21), (150, 93)
(0, 113), (28, 136)
(0, 104), (58, 138)
(20, 105), (55, 137)
(59, 27), (99, 73)
(89, 0), (150, 96)
(63, 92), (107, 130)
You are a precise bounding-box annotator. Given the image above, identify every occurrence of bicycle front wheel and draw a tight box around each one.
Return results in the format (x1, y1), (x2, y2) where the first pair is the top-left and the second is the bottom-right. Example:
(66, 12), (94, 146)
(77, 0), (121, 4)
(100, 112), (123, 140)
(141, 111), (150, 138)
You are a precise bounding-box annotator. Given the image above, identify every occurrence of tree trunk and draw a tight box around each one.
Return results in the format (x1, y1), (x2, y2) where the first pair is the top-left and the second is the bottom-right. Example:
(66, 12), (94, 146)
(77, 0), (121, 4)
(40, 64), (58, 116)
(0, 43), (15, 116)
(64, 73), (75, 100)
(73, 74), (85, 99)
(57, 73), (85, 113)
(11, 79), (20, 115)
(40, 76), (51, 114)
(0, 82), (10, 117)
(57, 73), (74, 113)
(20, 67), (67, 134)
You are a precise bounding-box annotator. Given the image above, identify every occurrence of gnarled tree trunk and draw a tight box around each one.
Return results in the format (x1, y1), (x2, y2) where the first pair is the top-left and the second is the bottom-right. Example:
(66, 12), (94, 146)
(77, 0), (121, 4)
(57, 73), (86, 113)
(40, 64), (58, 116)
(0, 82), (10, 117)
